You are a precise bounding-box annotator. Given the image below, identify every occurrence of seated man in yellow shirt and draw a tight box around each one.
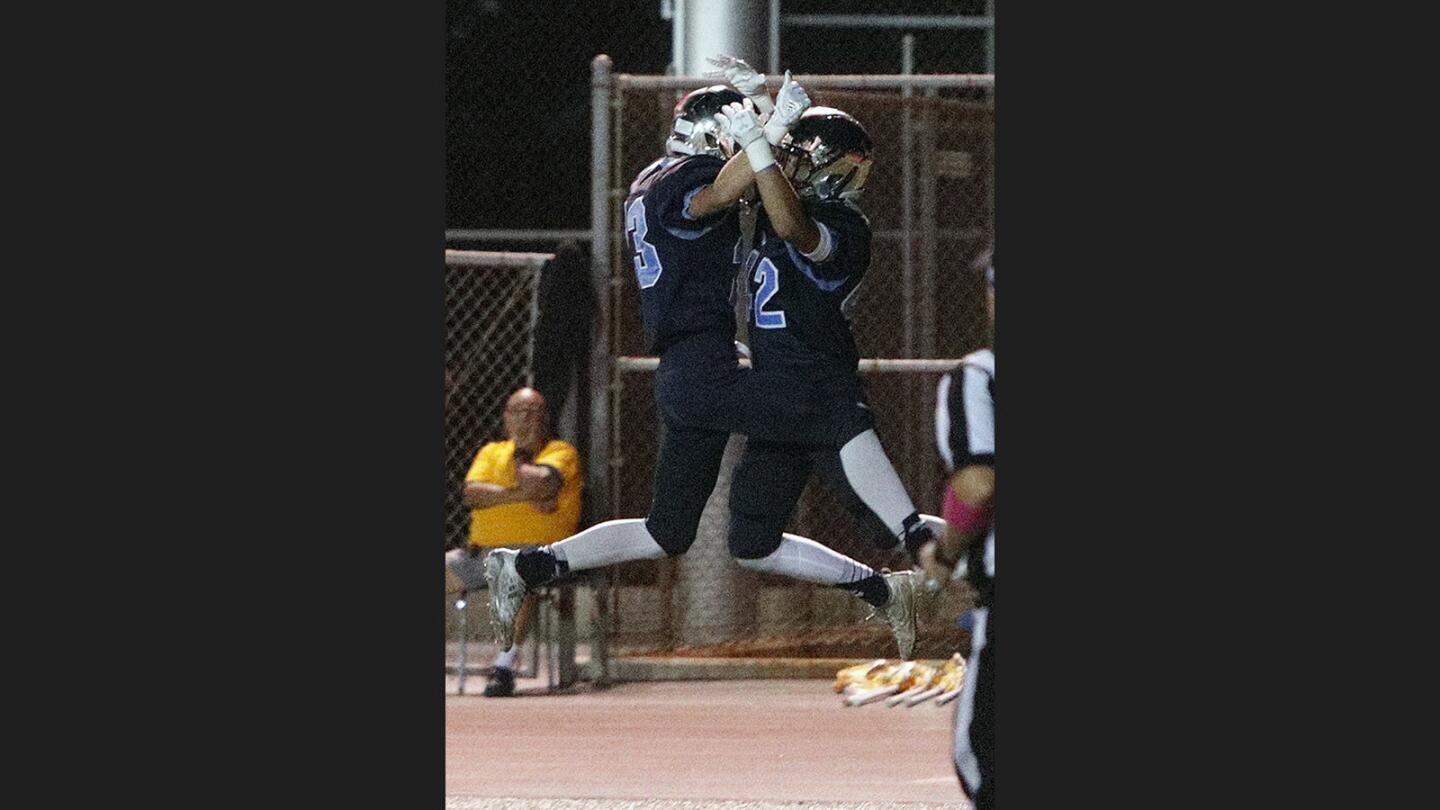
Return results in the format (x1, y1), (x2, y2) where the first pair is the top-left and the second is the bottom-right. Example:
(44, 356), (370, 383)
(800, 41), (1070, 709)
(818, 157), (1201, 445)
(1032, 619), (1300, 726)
(445, 387), (582, 696)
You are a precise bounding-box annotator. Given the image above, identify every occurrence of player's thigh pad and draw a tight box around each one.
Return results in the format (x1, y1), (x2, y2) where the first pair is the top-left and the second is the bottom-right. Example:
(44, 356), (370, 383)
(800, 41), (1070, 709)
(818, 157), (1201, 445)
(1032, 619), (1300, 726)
(727, 439), (814, 559)
(643, 422), (732, 556)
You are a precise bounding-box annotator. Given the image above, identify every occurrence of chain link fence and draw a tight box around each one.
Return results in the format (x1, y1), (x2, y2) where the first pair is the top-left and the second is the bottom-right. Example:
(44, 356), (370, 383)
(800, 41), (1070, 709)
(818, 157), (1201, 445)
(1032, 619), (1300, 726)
(443, 250), (547, 551)
(597, 72), (993, 663)
(445, 0), (999, 680)
(444, 248), (600, 691)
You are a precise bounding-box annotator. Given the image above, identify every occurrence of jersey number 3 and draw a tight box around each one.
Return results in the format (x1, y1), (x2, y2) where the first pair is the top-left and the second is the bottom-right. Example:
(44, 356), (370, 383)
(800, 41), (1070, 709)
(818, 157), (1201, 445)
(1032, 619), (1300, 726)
(625, 198), (663, 289)
(752, 257), (787, 329)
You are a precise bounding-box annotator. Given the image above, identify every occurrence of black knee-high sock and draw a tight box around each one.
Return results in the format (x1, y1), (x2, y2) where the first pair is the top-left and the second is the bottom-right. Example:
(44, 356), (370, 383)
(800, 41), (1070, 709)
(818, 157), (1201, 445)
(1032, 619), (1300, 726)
(901, 513), (935, 559)
(837, 572), (890, 608)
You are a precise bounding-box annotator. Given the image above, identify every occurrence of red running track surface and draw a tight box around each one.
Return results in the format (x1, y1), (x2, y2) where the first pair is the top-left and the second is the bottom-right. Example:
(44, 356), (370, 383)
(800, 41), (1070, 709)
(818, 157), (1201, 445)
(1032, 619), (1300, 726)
(446, 679), (968, 807)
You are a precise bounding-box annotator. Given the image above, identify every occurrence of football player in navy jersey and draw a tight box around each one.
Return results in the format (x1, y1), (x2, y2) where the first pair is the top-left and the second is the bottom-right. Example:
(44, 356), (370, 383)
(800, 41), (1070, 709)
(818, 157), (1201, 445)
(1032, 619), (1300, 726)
(483, 76), (933, 660)
(709, 96), (952, 632)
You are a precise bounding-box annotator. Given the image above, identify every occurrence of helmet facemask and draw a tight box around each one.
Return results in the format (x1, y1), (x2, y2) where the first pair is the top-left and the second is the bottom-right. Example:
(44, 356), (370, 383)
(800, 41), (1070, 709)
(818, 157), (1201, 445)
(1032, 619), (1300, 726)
(667, 115), (731, 158)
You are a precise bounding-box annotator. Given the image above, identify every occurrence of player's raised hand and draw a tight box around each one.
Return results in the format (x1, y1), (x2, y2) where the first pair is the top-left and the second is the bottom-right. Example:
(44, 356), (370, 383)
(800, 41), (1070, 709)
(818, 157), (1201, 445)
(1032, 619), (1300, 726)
(705, 53), (766, 96)
(721, 100), (776, 172)
(765, 70), (812, 145)
(773, 70), (811, 119)
(706, 53), (776, 116)
(720, 101), (765, 149)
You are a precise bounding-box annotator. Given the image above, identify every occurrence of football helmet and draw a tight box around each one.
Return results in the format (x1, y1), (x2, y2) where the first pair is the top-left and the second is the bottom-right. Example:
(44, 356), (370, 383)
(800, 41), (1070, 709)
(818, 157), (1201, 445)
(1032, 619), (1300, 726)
(776, 107), (874, 201)
(666, 85), (748, 158)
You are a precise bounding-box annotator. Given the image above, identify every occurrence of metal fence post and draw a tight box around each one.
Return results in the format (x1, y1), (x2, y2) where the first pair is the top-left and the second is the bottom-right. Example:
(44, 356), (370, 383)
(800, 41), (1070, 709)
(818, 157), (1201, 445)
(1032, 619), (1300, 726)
(901, 34), (919, 476)
(590, 54), (614, 527)
(454, 597), (468, 695)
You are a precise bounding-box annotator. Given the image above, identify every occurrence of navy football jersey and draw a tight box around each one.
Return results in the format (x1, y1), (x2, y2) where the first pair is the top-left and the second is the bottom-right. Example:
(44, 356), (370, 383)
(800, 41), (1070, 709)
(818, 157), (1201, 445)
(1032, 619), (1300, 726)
(743, 199), (872, 375)
(624, 154), (743, 355)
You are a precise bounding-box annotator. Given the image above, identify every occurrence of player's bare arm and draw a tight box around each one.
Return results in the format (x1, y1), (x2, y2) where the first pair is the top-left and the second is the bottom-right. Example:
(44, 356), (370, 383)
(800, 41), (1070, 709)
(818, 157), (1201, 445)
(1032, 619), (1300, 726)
(717, 75), (821, 253)
(752, 156), (820, 254)
(685, 151), (757, 220)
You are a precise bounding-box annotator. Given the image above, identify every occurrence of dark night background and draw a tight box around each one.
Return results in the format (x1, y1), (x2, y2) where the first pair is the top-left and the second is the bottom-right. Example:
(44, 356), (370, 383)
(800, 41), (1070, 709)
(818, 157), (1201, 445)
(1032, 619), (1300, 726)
(447, 0), (991, 230)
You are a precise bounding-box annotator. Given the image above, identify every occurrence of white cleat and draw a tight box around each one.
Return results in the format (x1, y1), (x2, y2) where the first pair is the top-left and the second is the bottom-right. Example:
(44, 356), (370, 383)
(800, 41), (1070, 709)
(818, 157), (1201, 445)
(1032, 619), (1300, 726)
(483, 548), (527, 651)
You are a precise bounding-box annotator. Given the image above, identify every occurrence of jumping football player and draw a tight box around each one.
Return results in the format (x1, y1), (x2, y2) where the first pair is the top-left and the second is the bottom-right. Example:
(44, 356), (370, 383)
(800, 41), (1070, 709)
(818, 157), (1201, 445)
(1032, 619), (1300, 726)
(706, 87), (956, 644)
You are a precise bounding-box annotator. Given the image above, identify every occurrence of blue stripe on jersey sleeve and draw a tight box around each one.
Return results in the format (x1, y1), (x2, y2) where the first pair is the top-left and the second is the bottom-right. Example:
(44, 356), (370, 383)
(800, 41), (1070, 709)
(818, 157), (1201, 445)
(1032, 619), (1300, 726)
(784, 240), (848, 292)
(662, 185), (720, 240)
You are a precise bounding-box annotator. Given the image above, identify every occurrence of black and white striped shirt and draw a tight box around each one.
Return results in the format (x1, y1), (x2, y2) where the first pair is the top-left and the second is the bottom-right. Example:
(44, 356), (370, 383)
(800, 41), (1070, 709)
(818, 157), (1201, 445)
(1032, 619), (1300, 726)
(935, 348), (995, 580)
(935, 348), (995, 474)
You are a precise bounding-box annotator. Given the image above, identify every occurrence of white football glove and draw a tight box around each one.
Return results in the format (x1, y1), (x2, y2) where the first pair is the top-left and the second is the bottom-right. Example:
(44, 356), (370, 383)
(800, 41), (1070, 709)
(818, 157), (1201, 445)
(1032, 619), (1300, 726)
(719, 101), (775, 172)
(764, 70), (812, 146)
(705, 53), (775, 117)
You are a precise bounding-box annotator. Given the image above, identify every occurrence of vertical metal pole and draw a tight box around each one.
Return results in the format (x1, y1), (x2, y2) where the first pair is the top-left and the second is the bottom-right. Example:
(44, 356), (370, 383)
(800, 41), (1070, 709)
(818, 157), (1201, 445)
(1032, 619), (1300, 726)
(900, 35), (917, 478)
(768, 0), (780, 74)
(589, 54), (613, 525)
(592, 577), (612, 688)
(537, 594), (546, 686)
(677, 433), (755, 647)
(557, 583), (577, 688)
(987, 82), (996, 242)
(610, 87), (627, 522)
(525, 263), (541, 387)
(919, 85), (940, 514)
(546, 594), (558, 689)
(680, 0), (768, 75)
(454, 597), (468, 695)
(671, 0), (684, 75)
(901, 34), (916, 361)
(530, 595), (541, 678)
(668, 0), (679, 74)
(920, 86), (938, 359)
(985, 0), (995, 74)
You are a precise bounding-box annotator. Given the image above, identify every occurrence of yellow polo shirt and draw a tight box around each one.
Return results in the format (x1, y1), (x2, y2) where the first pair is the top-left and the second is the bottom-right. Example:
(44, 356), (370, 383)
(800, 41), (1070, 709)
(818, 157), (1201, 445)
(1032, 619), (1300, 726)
(466, 439), (582, 547)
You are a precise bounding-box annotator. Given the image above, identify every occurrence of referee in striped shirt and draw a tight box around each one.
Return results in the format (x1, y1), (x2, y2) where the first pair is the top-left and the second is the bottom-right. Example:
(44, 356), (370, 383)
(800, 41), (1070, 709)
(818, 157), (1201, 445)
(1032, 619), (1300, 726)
(919, 251), (995, 810)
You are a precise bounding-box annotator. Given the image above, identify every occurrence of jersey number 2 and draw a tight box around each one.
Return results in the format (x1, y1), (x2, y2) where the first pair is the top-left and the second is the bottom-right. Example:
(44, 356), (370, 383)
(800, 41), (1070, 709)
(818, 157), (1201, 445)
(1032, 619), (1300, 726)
(753, 257), (787, 329)
(625, 198), (663, 289)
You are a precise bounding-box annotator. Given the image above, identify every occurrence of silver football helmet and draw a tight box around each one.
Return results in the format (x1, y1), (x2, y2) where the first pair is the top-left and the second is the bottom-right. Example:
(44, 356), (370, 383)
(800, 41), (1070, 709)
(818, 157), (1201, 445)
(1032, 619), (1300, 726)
(666, 85), (748, 158)
(777, 107), (874, 201)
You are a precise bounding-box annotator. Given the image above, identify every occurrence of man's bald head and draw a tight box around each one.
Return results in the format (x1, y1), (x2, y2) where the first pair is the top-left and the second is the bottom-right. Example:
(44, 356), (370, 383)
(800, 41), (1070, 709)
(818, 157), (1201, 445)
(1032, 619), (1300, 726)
(507, 387), (546, 411)
(504, 387), (550, 452)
